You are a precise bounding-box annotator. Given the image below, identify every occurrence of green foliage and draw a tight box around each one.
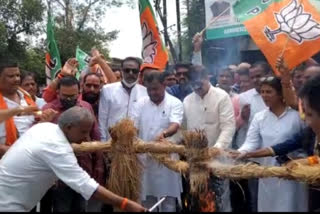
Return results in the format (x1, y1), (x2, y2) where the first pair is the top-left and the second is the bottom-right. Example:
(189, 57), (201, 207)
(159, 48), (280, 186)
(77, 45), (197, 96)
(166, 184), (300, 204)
(48, 0), (130, 62)
(181, 0), (205, 61)
(20, 48), (46, 85)
(0, 0), (131, 85)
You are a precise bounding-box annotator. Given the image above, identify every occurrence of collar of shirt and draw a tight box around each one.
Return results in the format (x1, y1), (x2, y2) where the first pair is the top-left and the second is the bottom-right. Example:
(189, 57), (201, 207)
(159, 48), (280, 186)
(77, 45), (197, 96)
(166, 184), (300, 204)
(3, 90), (26, 106)
(267, 106), (292, 120)
(150, 92), (168, 107)
(194, 84), (215, 100)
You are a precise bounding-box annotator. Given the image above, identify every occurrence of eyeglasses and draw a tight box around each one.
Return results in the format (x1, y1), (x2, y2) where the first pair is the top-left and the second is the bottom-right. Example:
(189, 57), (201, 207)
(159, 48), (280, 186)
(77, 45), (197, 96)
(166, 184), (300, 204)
(176, 72), (188, 77)
(166, 78), (177, 81)
(123, 68), (140, 74)
(260, 76), (275, 82)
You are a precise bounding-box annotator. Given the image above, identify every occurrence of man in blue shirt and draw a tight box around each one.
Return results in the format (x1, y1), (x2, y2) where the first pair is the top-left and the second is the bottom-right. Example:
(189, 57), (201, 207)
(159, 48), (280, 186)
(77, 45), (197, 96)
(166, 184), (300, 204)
(167, 63), (193, 101)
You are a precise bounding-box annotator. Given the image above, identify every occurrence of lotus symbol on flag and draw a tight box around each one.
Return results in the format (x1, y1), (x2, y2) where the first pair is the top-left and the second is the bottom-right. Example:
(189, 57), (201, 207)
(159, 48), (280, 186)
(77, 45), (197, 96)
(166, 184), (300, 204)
(141, 22), (158, 64)
(264, 0), (320, 44)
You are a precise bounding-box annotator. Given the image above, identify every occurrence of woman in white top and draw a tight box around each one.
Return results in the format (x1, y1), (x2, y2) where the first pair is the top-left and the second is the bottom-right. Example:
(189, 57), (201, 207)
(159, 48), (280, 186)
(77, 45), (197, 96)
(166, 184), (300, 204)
(20, 72), (46, 109)
(238, 76), (308, 212)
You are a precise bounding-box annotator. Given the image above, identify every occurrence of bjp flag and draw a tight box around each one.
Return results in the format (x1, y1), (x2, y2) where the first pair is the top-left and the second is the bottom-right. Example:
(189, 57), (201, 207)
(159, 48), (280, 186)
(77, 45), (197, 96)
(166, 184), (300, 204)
(233, 0), (320, 76)
(139, 0), (169, 71)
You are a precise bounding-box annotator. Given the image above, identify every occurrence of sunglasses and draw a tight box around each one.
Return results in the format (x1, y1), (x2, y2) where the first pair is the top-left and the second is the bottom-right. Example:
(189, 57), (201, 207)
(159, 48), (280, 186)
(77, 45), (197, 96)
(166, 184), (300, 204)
(260, 76), (275, 82)
(176, 72), (188, 77)
(123, 68), (140, 74)
(166, 78), (177, 81)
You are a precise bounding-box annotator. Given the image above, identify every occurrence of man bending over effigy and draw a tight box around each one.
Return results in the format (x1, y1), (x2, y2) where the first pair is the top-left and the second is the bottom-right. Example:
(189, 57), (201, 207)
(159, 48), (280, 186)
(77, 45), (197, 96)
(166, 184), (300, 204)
(0, 106), (146, 212)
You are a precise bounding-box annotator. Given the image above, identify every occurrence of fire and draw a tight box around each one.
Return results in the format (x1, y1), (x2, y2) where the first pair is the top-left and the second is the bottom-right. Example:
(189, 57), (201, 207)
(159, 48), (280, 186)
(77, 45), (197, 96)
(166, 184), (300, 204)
(199, 191), (216, 212)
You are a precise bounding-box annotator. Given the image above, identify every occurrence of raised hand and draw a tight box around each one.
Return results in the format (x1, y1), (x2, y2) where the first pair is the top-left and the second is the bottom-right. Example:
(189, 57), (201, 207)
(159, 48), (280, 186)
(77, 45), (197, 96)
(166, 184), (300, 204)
(276, 56), (289, 76)
(61, 58), (79, 77)
(192, 32), (204, 52)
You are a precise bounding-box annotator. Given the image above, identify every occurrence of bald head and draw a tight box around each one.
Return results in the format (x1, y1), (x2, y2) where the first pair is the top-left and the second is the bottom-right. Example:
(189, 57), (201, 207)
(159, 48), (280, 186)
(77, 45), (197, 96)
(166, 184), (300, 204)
(58, 106), (95, 143)
(303, 65), (320, 84)
(58, 106), (94, 129)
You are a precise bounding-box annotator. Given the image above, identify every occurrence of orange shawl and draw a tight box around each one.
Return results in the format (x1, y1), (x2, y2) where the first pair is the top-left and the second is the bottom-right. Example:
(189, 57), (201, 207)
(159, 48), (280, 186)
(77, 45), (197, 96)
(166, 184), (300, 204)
(0, 88), (36, 146)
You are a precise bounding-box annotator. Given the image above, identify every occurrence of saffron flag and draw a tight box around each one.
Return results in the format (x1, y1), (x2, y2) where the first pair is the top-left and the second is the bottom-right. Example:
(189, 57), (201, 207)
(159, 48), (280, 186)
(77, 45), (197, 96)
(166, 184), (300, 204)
(233, 0), (320, 75)
(45, 14), (62, 84)
(139, 0), (169, 71)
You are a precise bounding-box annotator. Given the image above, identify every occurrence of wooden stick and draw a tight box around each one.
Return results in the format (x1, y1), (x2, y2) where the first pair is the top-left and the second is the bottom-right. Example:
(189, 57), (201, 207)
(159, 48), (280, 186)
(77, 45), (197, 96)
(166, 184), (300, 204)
(200, 5), (231, 36)
(280, 0), (302, 57)
(72, 140), (222, 158)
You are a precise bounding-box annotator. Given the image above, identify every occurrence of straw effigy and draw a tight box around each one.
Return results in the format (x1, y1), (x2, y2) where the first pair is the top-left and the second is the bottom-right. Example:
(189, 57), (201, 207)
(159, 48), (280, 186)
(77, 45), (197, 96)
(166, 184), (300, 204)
(71, 118), (320, 201)
(183, 130), (211, 195)
(106, 119), (142, 206)
(151, 154), (189, 174)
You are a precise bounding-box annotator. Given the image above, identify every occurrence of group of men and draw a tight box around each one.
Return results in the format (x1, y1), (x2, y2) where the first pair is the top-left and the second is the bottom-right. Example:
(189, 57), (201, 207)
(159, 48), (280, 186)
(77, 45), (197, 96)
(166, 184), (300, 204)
(0, 31), (320, 212)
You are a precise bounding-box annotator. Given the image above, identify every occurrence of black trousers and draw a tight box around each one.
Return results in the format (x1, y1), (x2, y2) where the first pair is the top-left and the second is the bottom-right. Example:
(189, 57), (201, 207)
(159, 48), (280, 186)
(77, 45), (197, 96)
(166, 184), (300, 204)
(230, 179), (251, 212)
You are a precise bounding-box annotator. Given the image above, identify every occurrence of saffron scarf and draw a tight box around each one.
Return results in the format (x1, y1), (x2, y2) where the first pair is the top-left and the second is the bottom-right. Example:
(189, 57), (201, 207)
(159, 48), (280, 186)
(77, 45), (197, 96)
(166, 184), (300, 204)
(0, 88), (36, 146)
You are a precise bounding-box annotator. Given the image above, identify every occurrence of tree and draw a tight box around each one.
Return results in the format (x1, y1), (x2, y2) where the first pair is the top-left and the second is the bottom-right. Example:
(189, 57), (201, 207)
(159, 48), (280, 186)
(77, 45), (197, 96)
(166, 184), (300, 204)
(0, 0), (45, 58)
(47, 0), (132, 62)
(20, 48), (46, 85)
(181, 0), (205, 61)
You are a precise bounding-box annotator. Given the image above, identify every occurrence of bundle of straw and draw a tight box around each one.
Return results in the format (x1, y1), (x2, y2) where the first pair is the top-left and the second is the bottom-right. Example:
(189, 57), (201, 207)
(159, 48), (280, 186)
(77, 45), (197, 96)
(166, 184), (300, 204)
(183, 130), (211, 195)
(208, 161), (320, 185)
(107, 119), (143, 205)
(151, 154), (189, 174)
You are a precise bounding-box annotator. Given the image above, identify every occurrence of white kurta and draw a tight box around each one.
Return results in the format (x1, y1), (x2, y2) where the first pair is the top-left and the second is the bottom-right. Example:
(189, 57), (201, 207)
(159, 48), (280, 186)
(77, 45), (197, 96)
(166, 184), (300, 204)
(239, 108), (308, 212)
(238, 88), (267, 123)
(133, 93), (184, 202)
(0, 123), (99, 212)
(0, 90), (35, 144)
(183, 85), (235, 211)
(98, 82), (148, 141)
(35, 97), (46, 109)
(183, 85), (235, 148)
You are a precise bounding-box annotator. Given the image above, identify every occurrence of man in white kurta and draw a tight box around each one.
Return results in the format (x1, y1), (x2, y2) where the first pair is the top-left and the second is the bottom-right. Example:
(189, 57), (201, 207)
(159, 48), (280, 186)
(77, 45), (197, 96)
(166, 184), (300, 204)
(133, 71), (184, 212)
(183, 66), (235, 211)
(98, 57), (148, 141)
(0, 107), (146, 212)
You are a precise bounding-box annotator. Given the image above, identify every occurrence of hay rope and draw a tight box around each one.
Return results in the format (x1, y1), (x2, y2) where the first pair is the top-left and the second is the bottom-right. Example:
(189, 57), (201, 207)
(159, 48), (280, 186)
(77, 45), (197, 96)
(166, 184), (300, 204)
(208, 161), (320, 185)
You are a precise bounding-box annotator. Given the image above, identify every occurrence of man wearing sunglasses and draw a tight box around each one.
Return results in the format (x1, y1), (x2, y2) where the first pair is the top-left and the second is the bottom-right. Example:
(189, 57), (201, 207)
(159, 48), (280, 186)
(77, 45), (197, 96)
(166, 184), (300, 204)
(167, 63), (193, 101)
(98, 57), (148, 141)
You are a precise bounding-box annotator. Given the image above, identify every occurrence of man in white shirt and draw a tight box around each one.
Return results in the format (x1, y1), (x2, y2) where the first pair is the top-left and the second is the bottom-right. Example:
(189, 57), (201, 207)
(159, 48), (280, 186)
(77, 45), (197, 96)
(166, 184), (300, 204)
(0, 106), (145, 212)
(183, 65), (235, 212)
(235, 61), (270, 212)
(184, 65), (235, 148)
(133, 71), (184, 212)
(99, 57), (148, 141)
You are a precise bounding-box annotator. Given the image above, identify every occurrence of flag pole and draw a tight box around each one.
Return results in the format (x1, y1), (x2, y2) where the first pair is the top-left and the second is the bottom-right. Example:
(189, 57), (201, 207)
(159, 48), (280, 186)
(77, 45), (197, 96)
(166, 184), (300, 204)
(199, 6), (232, 36)
(280, 0), (303, 57)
